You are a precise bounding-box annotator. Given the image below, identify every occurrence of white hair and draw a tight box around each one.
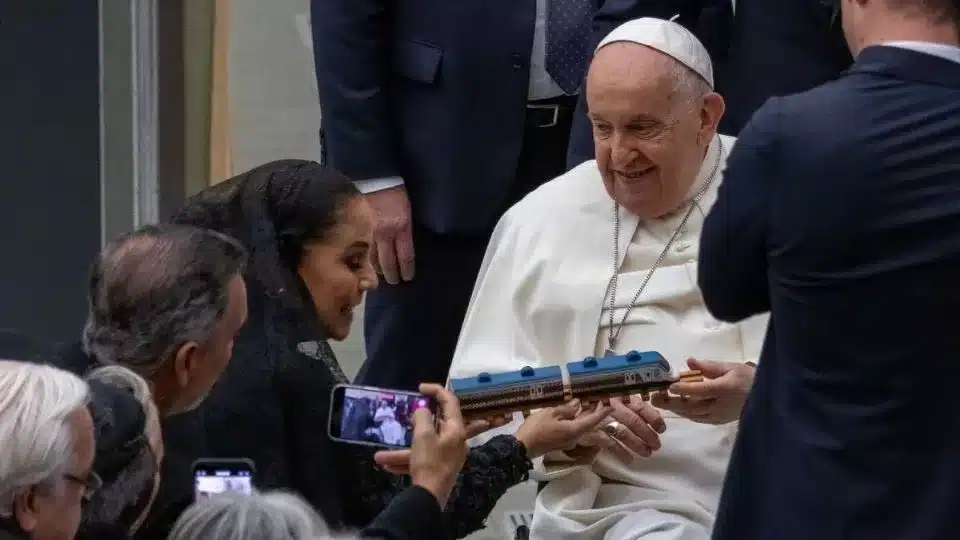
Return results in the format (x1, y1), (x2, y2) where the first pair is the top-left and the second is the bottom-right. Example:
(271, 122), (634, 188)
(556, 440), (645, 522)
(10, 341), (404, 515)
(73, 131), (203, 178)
(0, 360), (91, 516)
(168, 490), (360, 540)
(670, 60), (712, 101)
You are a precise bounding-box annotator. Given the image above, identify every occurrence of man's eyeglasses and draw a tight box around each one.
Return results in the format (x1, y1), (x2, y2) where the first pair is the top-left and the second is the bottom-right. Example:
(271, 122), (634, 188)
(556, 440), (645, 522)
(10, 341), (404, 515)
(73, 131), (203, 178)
(64, 471), (102, 501)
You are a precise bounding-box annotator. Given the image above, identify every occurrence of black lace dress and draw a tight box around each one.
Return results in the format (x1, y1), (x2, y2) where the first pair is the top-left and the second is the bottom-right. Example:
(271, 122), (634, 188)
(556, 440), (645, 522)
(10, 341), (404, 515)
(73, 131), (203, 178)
(141, 323), (532, 540)
(294, 340), (533, 538)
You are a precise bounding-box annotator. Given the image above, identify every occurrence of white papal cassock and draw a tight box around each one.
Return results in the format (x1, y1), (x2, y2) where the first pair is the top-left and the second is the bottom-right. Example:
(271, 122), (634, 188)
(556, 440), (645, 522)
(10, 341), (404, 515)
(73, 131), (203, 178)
(449, 134), (768, 540)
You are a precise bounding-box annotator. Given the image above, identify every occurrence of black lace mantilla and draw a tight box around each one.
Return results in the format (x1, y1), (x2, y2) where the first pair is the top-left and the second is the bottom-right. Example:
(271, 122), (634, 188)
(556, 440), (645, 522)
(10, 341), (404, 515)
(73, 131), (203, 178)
(344, 434), (532, 539)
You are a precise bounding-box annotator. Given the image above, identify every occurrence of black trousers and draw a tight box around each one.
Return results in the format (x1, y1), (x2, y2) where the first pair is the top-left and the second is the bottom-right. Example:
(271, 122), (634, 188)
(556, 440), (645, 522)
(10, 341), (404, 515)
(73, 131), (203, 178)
(356, 97), (576, 391)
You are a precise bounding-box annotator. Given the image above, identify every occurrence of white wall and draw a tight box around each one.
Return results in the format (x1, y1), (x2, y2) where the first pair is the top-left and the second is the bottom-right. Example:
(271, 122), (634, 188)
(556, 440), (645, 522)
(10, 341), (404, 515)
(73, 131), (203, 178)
(229, 0), (322, 174)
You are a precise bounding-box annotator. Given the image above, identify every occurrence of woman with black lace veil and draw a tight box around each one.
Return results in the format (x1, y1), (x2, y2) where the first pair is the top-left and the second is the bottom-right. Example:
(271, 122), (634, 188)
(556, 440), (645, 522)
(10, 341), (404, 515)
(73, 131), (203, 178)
(146, 159), (610, 538)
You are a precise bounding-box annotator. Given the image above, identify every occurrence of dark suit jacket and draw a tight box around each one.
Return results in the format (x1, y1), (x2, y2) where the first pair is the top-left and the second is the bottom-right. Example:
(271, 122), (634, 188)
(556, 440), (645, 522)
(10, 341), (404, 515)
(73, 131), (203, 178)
(720, 0), (851, 134)
(700, 46), (960, 540)
(312, 0), (607, 234)
(565, 0), (734, 168)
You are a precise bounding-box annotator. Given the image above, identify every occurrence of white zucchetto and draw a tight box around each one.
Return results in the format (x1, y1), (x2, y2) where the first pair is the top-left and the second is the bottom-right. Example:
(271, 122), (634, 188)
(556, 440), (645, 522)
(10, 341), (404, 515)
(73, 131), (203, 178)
(596, 17), (714, 89)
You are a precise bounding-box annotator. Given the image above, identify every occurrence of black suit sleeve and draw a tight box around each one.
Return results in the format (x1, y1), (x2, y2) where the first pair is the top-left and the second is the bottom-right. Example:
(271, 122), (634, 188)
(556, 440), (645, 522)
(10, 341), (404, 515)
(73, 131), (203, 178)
(311, 0), (399, 179)
(360, 486), (445, 540)
(698, 100), (780, 322)
(566, 0), (715, 169)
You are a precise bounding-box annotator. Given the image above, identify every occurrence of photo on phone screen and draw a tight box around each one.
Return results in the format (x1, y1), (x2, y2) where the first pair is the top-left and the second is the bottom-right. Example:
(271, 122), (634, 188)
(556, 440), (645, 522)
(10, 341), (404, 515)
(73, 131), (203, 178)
(329, 384), (435, 449)
(193, 458), (255, 500)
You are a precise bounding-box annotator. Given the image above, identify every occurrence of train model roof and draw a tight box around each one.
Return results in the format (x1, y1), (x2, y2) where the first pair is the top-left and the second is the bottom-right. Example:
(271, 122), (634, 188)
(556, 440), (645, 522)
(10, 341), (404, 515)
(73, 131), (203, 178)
(449, 365), (563, 393)
(566, 350), (670, 377)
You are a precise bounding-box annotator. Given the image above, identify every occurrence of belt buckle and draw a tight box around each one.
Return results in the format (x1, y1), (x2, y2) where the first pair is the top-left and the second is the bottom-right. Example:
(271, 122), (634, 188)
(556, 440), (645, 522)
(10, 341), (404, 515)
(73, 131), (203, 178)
(527, 103), (560, 128)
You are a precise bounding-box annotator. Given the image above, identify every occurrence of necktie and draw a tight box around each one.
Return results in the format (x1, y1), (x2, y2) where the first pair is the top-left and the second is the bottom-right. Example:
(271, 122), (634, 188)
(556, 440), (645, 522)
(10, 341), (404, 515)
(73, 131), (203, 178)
(546, 0), (593, 94)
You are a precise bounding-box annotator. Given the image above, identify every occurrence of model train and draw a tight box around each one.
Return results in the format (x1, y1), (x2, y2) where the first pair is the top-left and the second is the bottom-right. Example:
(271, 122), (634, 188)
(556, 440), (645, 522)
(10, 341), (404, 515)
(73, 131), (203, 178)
(449, 350), (702, 420)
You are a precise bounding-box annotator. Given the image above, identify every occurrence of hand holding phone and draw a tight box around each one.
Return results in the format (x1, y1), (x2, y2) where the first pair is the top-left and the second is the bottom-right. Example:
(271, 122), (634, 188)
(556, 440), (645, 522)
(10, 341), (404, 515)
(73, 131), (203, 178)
(374, 384), (469, 507)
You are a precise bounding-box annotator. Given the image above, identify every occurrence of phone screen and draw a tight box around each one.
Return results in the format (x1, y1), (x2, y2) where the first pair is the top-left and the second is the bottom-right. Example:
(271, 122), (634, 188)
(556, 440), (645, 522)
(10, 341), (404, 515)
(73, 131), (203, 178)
(329, 384), (434, 449)
(193, 459), (255, 500)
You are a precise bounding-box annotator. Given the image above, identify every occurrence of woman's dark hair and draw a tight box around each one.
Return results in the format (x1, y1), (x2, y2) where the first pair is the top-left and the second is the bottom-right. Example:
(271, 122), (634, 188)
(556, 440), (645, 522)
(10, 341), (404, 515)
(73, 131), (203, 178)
(170, 159), (360, 314)
(79, 448), (157, 537)
(78, 378), (158, 539)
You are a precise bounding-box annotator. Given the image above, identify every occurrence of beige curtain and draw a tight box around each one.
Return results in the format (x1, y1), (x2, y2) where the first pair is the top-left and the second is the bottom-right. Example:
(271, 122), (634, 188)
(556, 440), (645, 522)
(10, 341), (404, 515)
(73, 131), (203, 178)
(208, 0), (233, 184)
(183, 0), (232, 194)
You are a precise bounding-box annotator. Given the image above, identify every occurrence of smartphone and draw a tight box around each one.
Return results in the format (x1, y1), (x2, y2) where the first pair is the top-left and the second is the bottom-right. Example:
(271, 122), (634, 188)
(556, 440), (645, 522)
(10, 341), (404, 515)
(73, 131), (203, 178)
(192, 458), (255, 500)
(328, 383), (437, 449)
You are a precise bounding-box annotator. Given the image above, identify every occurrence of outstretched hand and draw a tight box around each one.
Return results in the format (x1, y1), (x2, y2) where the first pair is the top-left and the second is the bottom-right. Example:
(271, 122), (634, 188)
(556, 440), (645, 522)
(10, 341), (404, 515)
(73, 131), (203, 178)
(567, 395), (666, 464)
(651, 358), (755, 425)
(514, 399), (613, 459)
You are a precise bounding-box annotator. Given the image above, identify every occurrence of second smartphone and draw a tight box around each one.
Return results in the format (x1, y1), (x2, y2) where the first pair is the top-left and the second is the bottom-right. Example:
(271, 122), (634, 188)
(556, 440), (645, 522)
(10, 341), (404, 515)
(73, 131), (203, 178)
(328, 383), (437, 449)
(192, 458), (255, 501)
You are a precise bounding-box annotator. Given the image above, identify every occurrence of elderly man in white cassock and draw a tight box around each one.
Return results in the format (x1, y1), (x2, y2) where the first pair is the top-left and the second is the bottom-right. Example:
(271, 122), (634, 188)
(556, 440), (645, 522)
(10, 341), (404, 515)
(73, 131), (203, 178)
(448, 17), (769, 540)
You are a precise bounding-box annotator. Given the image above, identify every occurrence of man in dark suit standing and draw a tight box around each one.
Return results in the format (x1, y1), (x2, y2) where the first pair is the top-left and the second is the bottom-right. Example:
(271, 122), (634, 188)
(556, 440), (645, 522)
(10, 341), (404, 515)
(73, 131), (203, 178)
(698, 1), (960, 538)
(567, 1), (853, 163)
(719, 0), (853, 134)
(312, 0), (604, 390)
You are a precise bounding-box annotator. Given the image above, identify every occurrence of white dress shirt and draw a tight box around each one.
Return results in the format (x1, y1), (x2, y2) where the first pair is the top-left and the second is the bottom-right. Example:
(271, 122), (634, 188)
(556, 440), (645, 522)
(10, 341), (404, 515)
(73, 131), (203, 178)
(885, 40), (960, 64)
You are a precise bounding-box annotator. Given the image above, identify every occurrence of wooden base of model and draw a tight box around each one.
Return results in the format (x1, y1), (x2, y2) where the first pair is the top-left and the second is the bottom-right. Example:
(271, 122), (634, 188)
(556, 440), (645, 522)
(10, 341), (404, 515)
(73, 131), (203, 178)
(462, 370), (703, 424)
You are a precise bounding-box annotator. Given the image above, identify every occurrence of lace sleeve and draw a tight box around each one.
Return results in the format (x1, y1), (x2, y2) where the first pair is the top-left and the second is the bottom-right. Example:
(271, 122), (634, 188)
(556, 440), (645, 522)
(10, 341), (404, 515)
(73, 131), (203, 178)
(341, 434), (531, 537)
(442, 434), (533, 539)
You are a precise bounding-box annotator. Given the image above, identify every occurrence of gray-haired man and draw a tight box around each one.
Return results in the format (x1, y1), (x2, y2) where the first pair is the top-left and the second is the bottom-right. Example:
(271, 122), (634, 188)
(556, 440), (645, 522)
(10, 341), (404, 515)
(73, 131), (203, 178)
(55, 223), (248, 417)
(50, 223), (248, 540)
(0, 360), (95, 540)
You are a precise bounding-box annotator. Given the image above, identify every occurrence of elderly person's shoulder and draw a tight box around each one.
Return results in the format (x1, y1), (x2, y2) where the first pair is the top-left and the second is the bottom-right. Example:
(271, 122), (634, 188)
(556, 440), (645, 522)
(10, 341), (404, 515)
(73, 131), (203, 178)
(511, 160), (605, 217)
(536, 159), (606, 194)
(489, 161), (607, 255)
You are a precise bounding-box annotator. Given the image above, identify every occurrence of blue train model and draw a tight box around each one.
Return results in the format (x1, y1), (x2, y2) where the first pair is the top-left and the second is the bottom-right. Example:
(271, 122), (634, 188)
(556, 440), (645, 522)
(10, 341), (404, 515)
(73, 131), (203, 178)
(449, 351), (678, 419)
(449, 365), (566, 418)
(567, 351), (672, 401)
